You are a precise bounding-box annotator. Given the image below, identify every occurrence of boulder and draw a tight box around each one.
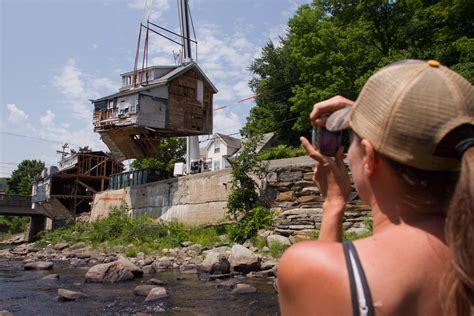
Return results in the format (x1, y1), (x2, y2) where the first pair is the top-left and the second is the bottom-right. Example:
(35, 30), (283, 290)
(199, 251), (230, 274)
(41, 274), (60, 281)
(145, 287), (168, 302)
(134, 285), (157, 296)
(231, 283), (257, 294)
(228, 244), (260, 274)
(146, 278), (167, 286)
(24, 261), (53, 270)
(142, 264), (155, 275)
(54, 242), (69, 251)
(267, 235), (291, 247)
(0, 311), (13, 316)
(57, 288), (88, 301)
(85, 258), (142, 283)
(260, 259), (278, 271)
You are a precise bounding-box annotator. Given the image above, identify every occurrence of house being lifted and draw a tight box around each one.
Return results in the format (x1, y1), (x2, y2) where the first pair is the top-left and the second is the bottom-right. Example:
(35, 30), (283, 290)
(32, 148), (123, 221)
(91, 62), (217, 161)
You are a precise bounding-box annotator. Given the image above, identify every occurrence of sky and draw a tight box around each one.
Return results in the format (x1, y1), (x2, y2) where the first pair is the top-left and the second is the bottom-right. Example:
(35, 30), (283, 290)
(0, 0), (308, 177)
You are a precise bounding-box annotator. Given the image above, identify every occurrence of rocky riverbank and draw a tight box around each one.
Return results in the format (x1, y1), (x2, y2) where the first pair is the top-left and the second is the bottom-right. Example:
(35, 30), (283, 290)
(0, 230), (286, 314)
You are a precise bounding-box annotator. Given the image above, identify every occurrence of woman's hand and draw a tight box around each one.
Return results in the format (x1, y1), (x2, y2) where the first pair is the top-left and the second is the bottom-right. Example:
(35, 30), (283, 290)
(310, 95), (354, 127)
(300, 138), (351, 207)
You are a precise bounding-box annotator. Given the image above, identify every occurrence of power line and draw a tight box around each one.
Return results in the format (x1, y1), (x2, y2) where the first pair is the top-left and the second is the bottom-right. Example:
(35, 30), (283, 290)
(0, 131), (80, 147)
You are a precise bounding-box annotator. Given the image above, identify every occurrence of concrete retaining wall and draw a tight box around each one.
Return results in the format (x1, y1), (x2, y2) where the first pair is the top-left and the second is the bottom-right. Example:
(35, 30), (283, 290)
(91, 156), (371, 231)
(91, 169), (231, 225)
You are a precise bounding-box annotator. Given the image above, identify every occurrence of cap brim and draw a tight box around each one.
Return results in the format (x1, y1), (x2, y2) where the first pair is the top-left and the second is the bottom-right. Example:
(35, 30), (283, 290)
(326, 106), (352, 131)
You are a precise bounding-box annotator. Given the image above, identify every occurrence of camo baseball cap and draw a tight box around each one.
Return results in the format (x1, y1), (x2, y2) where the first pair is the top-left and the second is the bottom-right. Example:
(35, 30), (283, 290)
(326, 59), (474, 171)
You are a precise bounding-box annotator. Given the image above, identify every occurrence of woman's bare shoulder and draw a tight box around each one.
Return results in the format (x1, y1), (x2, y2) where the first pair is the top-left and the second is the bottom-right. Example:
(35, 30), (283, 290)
(278, 240), (351, 315)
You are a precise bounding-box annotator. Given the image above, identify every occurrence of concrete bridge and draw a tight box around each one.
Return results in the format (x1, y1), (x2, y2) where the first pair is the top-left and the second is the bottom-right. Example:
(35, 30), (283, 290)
(0, 194), (70, 241)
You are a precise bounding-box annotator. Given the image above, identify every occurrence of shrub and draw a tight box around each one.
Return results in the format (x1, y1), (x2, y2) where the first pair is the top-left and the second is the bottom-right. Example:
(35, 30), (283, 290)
(257, 145), (306, 161)
(268, 240), (289, 258)
(229, 206), (274, 243)
(37, 205), (222, 254)
(0, 215), (30, 234)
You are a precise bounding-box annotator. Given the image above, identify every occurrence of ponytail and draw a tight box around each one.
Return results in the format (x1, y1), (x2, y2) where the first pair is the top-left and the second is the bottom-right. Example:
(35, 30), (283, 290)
(443, 147), (474, 315)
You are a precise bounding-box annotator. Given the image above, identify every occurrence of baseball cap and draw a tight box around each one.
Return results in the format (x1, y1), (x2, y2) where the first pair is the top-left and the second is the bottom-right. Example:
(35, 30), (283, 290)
(326, 59), (474, 171)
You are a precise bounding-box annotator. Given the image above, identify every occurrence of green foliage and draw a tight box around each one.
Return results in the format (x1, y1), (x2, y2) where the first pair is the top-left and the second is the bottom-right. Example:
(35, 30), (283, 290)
(229, 206), (274, 243)
(227, 134), (263, 218)
(268, 240), (289, 258)
(130, 137), (186, 179)
(0, 216), (30, 234)
(37, 206), (221, 254)
(246, 0), (473, 142)
(257, 145), (306, 161)
(7, 160), (44, 195)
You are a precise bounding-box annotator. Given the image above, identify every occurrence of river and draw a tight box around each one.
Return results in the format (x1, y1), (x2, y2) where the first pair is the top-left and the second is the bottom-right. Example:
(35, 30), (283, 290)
(0, 258), (279, 315)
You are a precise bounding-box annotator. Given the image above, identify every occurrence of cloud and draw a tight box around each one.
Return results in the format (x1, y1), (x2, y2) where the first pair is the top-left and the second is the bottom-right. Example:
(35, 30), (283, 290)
(213, 110), (241, 134)
(128, 0), (170, 21)
(40, 110), (55, 126)
(7, 103), (29, 125)
(52, 58), (118, 122)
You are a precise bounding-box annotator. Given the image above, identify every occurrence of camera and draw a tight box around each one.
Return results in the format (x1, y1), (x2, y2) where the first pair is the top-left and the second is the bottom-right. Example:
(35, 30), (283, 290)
(311, 126), (342, 157)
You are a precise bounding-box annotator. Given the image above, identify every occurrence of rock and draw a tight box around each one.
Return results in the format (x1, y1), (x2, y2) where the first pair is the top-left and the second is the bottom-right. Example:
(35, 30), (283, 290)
(134, 285), (157, 296)
(69, 242), (87, 250)
(181, 269), (198, 274)
(228, 244), (260, 274)
(142, 264), (155, 275)
(181, 241), (192, 247)
(276, 191), (296, 202)
(199, 251), (230, 274)
(145, 287), (168, 302)
(41, 274), (60, 281)
(153, 256), (173, 270)
(0, 311), (13, 316)
(144, 257), (154, 266)
(85, 258), (143, 283)
(57, 288), (88, 301)
(232, 283), (257, 294)
(267, 235), (291, 247)
(254, 269), (275, 278)
(279, 171), (302, 182)
(146, 278), (167, 286)
(215, 279), (237, 289)
(260, 259), (278, 270)
(54, 242), (69, 251)
(136, 252), (145, 260)
(297, 195), (320, 204)
(75, 252), (91, 259)
(266, 172), (278, 183)
(257, 230), (271, 239)
(24, 261), (53, 270)
(262, 246), (270, 252)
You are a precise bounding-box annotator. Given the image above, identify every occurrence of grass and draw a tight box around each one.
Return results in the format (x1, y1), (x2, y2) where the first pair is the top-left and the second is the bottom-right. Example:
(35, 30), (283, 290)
(36, 206), (222, 255)
(268, 241), (288, 258)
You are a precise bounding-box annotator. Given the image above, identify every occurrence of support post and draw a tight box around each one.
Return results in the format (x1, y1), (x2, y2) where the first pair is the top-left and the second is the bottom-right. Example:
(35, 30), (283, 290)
(28, 215), (46, 242)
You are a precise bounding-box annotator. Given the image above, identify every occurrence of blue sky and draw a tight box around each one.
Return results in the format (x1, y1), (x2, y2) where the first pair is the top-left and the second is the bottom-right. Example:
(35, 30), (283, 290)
(0, 0), (308, 177)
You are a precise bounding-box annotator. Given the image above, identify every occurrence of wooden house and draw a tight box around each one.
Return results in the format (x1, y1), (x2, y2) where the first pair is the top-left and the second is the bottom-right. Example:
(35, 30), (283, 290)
(32, 150), (123, 218)
(91, 61), (218, 161)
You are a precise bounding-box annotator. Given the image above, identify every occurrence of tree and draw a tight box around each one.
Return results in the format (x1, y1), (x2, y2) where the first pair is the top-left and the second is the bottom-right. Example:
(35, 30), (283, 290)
(7, 159), (45, 196)
(130, 137), (186, 179)
(243, 41), (302, 146)
(246, 0), (473, 139)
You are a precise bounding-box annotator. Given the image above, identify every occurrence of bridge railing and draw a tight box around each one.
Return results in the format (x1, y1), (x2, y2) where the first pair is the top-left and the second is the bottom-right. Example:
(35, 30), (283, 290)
(0, 194), (32, 206)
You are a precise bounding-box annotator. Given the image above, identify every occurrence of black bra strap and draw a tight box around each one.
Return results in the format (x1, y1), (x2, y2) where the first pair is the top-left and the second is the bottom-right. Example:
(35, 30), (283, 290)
(343, 241), (360, 316)
(344, 241), (375, 316)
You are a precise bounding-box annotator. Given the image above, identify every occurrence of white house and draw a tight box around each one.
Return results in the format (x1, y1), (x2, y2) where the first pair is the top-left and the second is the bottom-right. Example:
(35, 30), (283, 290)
(204, 133), (241, 171)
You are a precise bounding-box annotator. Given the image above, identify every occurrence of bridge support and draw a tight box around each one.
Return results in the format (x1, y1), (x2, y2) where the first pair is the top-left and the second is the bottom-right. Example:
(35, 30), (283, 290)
(28, 215), (46, 242)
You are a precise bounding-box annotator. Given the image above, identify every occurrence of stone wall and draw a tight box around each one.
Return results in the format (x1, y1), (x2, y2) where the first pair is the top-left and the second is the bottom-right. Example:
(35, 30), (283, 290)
(261, 156), (371, 236)
(91, 156), (371, 233)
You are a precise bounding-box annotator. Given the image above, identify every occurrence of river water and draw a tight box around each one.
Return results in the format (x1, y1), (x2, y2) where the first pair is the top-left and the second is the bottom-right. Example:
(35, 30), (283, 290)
(0, 258), (279, 315)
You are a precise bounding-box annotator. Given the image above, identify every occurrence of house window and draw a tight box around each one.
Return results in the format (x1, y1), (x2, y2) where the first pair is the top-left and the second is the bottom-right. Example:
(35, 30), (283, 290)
(213, 160), (220, 171)
(224, 159), (231, 168)
(214, 142), (220, 154)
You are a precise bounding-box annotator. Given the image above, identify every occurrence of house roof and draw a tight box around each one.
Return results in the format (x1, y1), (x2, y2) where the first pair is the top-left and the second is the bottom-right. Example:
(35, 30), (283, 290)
(231, 132), (275, 157)
(91, 61), (218, 103)
(205, 133), (242, 151)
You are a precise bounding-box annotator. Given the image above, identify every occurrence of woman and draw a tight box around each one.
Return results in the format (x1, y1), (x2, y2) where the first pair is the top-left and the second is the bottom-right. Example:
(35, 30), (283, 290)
(278, 60), (473, 315)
